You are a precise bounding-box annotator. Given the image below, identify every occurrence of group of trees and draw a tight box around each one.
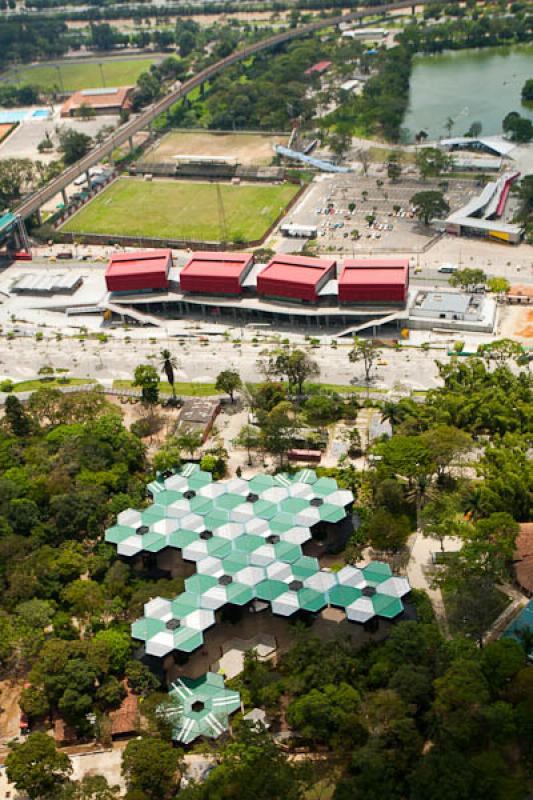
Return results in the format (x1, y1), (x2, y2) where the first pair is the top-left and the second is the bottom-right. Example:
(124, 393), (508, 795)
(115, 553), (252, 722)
(502, 110), (533, 143)
(398, 7), (533, 55)
(0, 18), (69, 69)
(0, 388), (171, 738)
(221, 618), (533, 800)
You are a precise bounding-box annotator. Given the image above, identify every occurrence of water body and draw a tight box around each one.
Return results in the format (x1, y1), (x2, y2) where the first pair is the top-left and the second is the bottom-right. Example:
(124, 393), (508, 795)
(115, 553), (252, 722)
(403, 44), (533, 142)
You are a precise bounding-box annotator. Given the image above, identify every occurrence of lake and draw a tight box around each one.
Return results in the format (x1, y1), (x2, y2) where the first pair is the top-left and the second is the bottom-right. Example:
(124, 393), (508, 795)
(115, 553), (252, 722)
(403, 44), (533, 142)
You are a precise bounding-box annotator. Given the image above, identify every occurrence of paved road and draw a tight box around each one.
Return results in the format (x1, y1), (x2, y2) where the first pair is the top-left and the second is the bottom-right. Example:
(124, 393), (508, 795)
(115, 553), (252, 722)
(14, 0), (433, 220)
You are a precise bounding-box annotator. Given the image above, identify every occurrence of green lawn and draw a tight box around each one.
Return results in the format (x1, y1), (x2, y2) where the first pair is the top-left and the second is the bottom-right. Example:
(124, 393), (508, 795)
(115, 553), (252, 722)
(113, 380), (217, 397)
(12, 378), (96, 392)
(112, 379), (381, 397)
(62, 178), (300, 243)
(5, 57), (158, 92)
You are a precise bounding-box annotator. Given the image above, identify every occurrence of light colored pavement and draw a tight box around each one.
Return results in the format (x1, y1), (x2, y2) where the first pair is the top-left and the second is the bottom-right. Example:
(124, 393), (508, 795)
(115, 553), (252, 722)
(0, 332), (448, 393)
(0, 109), (119, 164)
(406, 532), (462, 622)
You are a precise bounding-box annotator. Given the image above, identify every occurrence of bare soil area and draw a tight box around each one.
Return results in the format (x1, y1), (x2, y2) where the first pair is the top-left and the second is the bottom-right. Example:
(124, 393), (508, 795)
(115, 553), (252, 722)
(141, 131), (289, 167)
(0, 679), (23, 741)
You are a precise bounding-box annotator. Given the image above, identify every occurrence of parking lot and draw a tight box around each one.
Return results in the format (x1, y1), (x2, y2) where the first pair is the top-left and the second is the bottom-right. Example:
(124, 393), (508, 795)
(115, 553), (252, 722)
(282, 172), (478, 254)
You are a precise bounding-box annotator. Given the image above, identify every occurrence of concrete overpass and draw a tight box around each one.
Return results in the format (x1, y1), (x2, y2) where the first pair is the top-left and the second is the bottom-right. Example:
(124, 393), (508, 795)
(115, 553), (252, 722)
(15, 0), (425, 220)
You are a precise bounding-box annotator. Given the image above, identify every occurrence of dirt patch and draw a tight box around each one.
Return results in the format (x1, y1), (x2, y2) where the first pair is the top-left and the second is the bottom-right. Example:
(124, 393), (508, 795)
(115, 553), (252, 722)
(106, 394), (181, 454)
(515, 308), (533, 339)
(0, 680), (23, 741)
(142, 131), (289, 167)
(0, 123), (14, 143)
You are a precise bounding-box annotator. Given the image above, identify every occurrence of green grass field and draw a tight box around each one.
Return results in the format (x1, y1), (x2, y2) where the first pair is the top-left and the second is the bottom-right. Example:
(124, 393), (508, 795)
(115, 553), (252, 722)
(62, 178), (300, 243)
(5, 57), (159, 91)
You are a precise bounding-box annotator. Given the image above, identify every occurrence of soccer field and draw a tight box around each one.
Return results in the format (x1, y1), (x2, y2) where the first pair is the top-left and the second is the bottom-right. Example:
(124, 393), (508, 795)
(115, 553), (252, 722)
(61, 178), (300, 242)
(6, 57), (159, 92)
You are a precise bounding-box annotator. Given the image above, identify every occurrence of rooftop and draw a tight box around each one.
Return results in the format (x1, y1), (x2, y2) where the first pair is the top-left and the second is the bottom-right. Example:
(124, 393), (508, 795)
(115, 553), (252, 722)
(258, 254), (336, 288)
(304, 60), (332, 75)
(340, 259), (408, 286)
(104, 464), (411, 659)
(61, 85), (132, 114)
(162, 672), (240, 744)
(179, 251), (253, 284)
(106, 249), (172, 279)
(415, 291), (472, 315)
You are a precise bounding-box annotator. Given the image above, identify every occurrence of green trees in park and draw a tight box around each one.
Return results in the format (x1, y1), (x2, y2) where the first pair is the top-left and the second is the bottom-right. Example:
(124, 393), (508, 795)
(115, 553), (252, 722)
(0, 18), (69, 70)
(133, 364), (160, 406)
(4, 395), (32, 437)
(256, 401), (300, 466)
(159, 349), (179, 400)
(415, 147), (452, 178)
(502, 111), (533, 143)
(348, 337), (382, 387)
(180, 723), (305, 800)
(448, 268), (487, 291)
(521, 78), (533, 102)
(410, 190), (450, 225)
(487, 276), (510, 297)
(260, 349), (320, 395)
(122, 737), (182, 800)
(215, 369), (242, 403)
(386, 150), (402, 182)
(5, 732), (72, 799)
(176, 428), (203, 459)
(58, 129), (93, 166)
(0, 157), (37, 208)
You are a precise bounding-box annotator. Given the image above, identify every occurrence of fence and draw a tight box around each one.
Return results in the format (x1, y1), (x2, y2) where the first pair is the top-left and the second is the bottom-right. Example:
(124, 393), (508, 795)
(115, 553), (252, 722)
(55, 180), (307, 251)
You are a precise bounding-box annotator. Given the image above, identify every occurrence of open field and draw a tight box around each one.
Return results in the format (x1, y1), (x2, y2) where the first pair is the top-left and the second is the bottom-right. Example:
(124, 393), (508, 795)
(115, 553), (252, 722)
(4, 57), (158, 91)
(61, 178), (300, 242)
(141, 130), (289, 166)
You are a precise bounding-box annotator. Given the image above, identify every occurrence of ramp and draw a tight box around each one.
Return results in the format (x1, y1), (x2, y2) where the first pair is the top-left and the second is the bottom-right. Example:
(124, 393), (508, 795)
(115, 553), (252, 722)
(338, 310), (404, 337)
(101, 301), (165, 328)
(274, 144), (351, 173)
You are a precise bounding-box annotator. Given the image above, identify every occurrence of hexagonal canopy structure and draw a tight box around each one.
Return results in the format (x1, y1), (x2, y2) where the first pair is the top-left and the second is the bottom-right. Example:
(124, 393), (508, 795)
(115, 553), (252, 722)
(104, 465), (410, 658)
(163, 672), (241, 744)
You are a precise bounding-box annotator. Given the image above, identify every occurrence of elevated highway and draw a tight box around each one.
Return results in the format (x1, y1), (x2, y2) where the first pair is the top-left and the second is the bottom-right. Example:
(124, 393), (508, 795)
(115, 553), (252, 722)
(15, 0), (424, 220)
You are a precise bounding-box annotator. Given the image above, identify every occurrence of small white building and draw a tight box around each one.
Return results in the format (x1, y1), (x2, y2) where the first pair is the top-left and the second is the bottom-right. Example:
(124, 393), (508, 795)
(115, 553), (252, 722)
(409, 290), (496, 333)
(280, 223), (317, 239)
(342, 28), (388, 39)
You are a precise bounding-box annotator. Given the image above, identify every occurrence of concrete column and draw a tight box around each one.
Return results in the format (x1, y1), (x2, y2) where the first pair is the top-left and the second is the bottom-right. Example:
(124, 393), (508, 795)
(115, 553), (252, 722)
(61, 187), (68, 206)
(86, 170), (93, 191)
(128, 136), (134, 151)
(411, 4), (416, 14)
(34, 208), (42, 227)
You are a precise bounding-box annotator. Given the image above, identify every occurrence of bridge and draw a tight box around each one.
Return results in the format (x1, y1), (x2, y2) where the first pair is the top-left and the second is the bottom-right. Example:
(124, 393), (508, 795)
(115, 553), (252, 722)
(14, 0), (424, 221)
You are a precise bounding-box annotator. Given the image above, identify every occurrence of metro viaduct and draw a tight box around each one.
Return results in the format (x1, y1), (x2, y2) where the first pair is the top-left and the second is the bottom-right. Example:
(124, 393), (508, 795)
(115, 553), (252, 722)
(14, 0), (428, 222)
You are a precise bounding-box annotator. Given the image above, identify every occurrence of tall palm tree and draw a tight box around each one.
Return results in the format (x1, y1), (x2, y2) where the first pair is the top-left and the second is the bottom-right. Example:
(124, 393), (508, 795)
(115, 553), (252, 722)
(160, 349), (179, 400)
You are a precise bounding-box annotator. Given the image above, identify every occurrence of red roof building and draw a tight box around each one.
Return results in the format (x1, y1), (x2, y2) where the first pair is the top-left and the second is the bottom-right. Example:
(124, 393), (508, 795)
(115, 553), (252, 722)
(61, 86), (133, 118)
(179, 251), (254, 295)
(338, 258), (409, 304)
(304, 60), (332, 76)
(257, 254), (336, 303)
(105, 249), (172, 293)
